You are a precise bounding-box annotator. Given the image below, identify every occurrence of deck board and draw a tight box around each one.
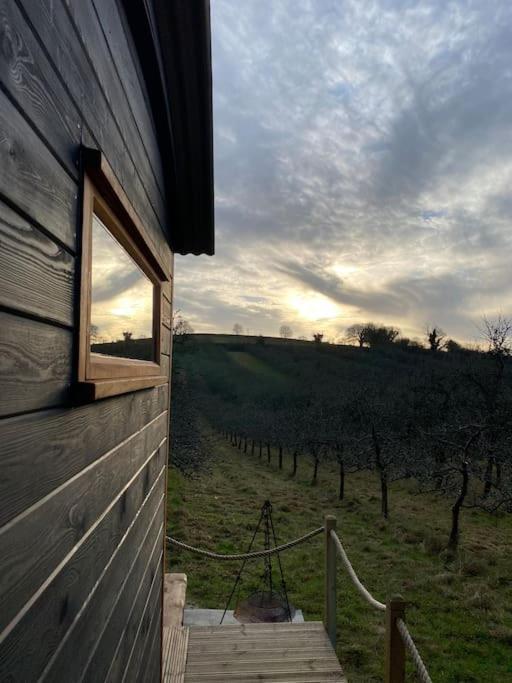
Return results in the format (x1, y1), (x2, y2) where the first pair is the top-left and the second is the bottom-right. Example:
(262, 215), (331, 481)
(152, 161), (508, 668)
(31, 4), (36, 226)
(162, 626), (189, 682)
(181, 622), (346, 683)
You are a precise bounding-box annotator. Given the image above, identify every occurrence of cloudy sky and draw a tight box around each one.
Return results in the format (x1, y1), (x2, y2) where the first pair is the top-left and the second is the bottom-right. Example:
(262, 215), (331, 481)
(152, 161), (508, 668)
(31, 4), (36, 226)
(175, 0), (512, 344)
(91, 216), (153, 343)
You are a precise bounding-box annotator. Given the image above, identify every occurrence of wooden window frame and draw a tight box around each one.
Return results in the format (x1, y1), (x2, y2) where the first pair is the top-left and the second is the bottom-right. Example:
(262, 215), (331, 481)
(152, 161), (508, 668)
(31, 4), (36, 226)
(77, 151), (169, 401)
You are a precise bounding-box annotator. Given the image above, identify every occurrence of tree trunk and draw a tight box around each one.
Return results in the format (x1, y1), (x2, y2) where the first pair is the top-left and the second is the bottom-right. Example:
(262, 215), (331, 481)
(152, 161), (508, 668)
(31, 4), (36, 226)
(259, 441), (262, 458)
(339, 460), (345, 501)
(448, 461), (469, 551)
(434, 449), (445, 489)
(267, 443), (271, 464)
(312, 453), (319, 486)
(251, 440), (255, 456)
(292, 451), (298, 477)
(372, 427), (388, 518)
(483, 456), (494, 498)
(496, 462), (502, 489)
(244, 437), (248, 453)
(278, 445), (283, 470)
(238, 436), (242, 450)
(380, 470), (388, 519)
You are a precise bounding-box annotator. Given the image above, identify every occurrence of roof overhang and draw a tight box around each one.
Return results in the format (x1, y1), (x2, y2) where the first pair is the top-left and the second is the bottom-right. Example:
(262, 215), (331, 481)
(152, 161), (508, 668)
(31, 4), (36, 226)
(122, 0), (214, 256)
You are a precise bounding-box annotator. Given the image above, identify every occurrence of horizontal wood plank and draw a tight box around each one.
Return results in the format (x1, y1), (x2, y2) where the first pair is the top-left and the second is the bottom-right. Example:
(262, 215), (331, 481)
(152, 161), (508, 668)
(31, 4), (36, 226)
(145, 620), (164, 683)
(0, 412), (167, 637)
(0, 0), (81, 177)
(0, 88), (77, 249)
(0, 200), (74, 326)
(87, 0), (165, 198)
(122, 553), (163, 683)
(186, 656), (341, 674)
(185, 674), (344, 682)
(0, 461), (166, 681)
(186, 648), (336, 662)
(0, 312), (72, 416)
(0, 384), (168, 528)
(137, 592), (163, 683)
(64, 0), (166, 221)
(77, 375), (168, 402)
(97, 528), (165, 683)
(190, 622), (329, 635)
(18, 0), (169, 260)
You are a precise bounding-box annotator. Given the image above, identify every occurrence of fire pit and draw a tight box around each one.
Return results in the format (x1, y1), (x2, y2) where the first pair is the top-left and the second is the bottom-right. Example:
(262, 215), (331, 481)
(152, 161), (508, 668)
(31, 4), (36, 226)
(221, 501), (295, 625)
(234, 590), (296, 623)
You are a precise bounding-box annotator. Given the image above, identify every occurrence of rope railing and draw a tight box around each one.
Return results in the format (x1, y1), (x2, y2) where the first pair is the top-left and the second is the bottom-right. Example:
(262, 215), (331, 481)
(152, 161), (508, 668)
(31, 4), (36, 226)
(167, 514), (432, 683)
(397, 618), (433, 683)
(330, 529), (386, 612)
(166, 526), (323, 561)
(324, 516), (432, 683)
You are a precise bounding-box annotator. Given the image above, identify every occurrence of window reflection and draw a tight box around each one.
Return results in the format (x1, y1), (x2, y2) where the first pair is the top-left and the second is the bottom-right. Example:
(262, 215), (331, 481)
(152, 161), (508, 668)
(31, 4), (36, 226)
(90, 214), (154, 361)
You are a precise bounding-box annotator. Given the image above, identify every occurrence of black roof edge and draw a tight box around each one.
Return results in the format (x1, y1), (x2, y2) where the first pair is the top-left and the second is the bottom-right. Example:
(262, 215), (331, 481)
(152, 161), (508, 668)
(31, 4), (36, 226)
(121, 0), (214, 256)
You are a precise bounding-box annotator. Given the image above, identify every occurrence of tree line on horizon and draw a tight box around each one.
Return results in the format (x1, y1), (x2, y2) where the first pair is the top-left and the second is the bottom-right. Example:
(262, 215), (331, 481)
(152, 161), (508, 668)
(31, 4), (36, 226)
(174, 310), (479, 355)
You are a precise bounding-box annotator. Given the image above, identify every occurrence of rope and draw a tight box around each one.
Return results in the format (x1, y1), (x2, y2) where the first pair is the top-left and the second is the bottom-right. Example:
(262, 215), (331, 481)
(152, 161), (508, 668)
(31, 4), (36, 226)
(166, 526), (324, 561)
(397, 618), (433, 683)
(330, 530), (386, 611)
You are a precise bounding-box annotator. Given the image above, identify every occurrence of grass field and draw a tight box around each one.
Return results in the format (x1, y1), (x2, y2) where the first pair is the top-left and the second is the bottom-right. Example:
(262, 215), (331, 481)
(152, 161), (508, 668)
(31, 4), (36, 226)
(167, 430), (512, 683)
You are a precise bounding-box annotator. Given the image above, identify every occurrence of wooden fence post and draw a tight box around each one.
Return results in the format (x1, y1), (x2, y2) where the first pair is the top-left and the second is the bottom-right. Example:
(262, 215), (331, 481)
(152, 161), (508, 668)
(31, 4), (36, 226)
(324, 515), (337, 648)
(384, 595), (406, 683)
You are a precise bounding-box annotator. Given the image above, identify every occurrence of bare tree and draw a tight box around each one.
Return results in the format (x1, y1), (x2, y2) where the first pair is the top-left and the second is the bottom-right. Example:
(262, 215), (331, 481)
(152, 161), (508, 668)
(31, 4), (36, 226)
(481, 314), (512, 360)
(279, 324), (293, 339)
(122, 330), (133, 341)
(344, 323), (367, 347)
(173, 314), (194, 343)
(476, 315), (512, 495)
(420, 423), (483, 551)
(233, 323), (243, 335)
(313, 332), (324, 343)
(427, 326), (446, 352)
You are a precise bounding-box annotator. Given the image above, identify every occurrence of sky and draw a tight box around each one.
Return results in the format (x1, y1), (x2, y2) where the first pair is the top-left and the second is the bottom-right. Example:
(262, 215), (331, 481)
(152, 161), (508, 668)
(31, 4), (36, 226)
(174, 0), (512, 344)
(90, 215), (153, 343)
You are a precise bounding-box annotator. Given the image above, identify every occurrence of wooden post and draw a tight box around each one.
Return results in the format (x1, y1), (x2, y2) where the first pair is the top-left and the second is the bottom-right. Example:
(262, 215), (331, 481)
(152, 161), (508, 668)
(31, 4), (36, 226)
(324, 515), (337, 648)
(384, 595), (406, 683)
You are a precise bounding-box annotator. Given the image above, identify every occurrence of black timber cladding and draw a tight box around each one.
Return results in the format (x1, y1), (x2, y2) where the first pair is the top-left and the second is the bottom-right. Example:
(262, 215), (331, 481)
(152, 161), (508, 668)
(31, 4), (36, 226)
(0, 0), (205, 679)
(123, 0), (215, 256)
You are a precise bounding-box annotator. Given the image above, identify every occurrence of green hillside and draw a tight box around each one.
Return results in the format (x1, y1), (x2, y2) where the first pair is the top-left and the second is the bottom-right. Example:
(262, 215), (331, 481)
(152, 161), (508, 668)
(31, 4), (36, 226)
(168, 334), (512, 682)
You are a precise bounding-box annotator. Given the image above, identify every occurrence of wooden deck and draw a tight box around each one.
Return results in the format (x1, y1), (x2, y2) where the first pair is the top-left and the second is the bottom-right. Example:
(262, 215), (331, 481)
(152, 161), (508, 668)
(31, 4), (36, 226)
(163, 622), (346, 682)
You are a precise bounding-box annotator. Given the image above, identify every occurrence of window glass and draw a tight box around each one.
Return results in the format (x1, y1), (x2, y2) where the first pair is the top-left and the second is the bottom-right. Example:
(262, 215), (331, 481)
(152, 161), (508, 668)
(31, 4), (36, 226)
(90, 214), (155, 361)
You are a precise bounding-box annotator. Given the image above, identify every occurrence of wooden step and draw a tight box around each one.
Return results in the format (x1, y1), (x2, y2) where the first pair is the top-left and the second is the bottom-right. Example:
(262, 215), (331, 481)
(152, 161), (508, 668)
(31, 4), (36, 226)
(184, 622), (346, 682)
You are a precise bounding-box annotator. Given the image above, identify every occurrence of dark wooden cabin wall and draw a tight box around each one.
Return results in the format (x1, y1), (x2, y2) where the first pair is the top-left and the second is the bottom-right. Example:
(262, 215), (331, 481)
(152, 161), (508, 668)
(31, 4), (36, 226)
(0, 1), (173, 680)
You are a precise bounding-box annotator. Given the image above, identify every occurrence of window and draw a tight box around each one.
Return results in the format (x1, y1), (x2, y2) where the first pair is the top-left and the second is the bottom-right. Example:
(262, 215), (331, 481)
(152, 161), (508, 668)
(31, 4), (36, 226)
(77, 153), (169, 401)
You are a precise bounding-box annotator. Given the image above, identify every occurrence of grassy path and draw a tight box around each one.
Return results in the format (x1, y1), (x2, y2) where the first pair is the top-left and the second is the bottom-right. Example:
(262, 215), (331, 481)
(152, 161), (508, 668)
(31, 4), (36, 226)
(167, 432), (512, 682)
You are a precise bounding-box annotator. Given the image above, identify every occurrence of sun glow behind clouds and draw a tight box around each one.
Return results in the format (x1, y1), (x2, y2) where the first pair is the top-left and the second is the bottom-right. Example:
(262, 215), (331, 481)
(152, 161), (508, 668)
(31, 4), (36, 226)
(288, 291), (341, 321)
(90, 216), (154, 343)
(173, 0), (512, 344)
